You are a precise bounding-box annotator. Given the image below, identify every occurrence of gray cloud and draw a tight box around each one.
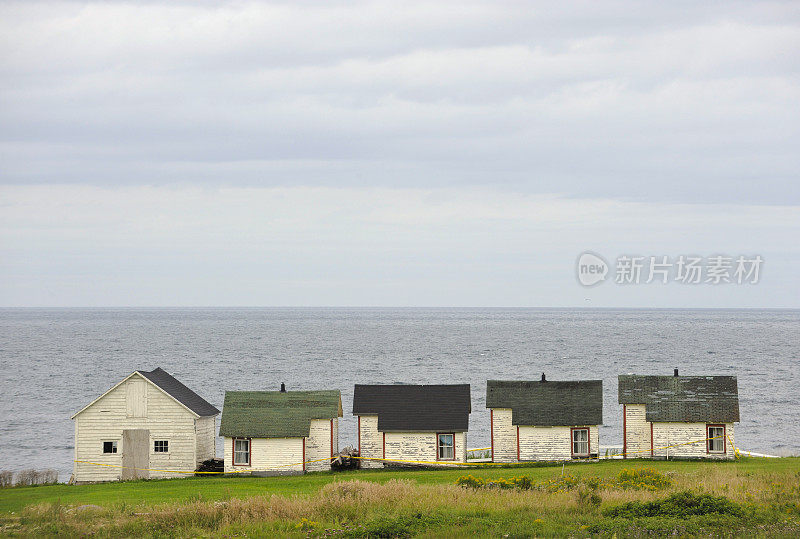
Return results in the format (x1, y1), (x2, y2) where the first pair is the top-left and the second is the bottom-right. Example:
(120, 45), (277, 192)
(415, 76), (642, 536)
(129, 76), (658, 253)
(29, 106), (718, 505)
(1, 1), (799, 306)
(1, 1), (798, 204)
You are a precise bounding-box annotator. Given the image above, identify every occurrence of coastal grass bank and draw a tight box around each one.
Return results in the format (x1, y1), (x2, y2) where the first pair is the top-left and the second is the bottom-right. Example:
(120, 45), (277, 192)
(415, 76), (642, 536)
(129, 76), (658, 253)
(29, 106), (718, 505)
(1, 457), (798, 537)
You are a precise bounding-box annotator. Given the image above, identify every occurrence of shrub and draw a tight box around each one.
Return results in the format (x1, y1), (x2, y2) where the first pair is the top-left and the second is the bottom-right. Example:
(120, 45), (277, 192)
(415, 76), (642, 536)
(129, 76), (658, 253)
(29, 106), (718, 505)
(538, 473), (594, 492)
(485, 477), (515, 490)
(0, 471), (12, 488)
(295, 518), (318, 532)
(604, 491), (744, 519)
(363, 512), (438, 538)
(456, 475), (485, 489)
(456, 473), (611, 493)
(512, 475), (533, 490)
(15, 470), (40, 486)
(456, 474), (535, 491)
(615, 467), (672, 490)
(40, 470), (58, 484)
(13, 469), (58, 487)
(585, 476), (602, 491)
(577, 487), (602, 507)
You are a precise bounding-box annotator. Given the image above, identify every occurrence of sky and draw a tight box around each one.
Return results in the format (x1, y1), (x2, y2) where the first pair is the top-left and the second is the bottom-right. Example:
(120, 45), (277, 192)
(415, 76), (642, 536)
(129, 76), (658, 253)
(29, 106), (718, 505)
(1, 0), (799, 307)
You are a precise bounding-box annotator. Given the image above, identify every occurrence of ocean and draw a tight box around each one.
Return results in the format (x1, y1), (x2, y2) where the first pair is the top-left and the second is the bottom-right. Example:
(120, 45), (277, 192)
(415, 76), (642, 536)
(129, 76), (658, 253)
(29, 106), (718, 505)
(0, 307), (798, 481)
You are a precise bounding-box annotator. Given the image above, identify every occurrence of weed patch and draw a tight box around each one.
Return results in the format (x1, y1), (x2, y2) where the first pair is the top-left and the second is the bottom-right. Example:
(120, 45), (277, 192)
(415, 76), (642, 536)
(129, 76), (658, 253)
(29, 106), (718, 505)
(455, 467), (671, 493)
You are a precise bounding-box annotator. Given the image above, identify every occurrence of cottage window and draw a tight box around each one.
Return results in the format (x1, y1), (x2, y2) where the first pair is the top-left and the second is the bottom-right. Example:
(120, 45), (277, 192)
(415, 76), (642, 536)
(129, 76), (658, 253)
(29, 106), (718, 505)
(102, 441), (117, 454)
(233, 438), (251, 465)
(707, 425), (726, 453)
(154, 440), (169, 453)
(571, 428), (589, 457)
(437, 433), (455, 460)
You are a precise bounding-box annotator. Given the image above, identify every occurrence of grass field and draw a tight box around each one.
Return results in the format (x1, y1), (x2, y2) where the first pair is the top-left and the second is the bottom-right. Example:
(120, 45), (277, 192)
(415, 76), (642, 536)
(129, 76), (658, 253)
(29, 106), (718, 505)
(1, 457), (798, 537)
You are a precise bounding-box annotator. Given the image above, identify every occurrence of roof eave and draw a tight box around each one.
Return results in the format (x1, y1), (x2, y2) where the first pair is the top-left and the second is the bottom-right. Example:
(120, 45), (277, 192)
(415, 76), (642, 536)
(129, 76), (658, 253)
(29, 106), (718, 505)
(72, 371), (207, 420)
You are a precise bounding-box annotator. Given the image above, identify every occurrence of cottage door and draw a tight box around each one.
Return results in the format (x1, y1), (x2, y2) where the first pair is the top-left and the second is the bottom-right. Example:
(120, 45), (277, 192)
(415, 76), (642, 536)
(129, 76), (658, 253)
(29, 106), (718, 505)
(121, 429), (150, 480)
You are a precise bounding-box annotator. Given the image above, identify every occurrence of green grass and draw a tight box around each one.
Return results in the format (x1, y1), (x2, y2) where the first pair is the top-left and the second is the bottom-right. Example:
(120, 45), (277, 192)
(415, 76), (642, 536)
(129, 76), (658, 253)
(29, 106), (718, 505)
(1, 457), (798, 536)
(1, 458), (785, 514)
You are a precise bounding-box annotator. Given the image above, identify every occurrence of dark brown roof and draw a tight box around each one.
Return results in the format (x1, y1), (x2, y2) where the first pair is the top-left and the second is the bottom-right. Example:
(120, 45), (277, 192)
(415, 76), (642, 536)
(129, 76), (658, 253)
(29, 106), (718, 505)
(139, 367), (220, 417)
(352, 384), (471, 432)
(618, 374), (739, 423)
(486, 380), (603, 426)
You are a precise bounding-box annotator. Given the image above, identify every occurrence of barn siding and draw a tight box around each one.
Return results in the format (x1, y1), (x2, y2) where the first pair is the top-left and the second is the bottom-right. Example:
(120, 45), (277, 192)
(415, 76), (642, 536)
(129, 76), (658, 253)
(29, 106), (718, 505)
(652, 422), (735, 459)
(223, 437), (304, 473)
(358, 415), (384, 469)
(458, 431), (467, 462)
(73, 374), (204, 482)
(517, 425), (599, 461)
(306, 418), (337, 472)
(625, 404), (736, 460)
(194, 416), (216, 465)
(357, 415), (466, 467)
(333, 416), (339, 455)
(384, 431), (467, 463)
(624, 404), (651, 457)
(490, 408), (517, 463)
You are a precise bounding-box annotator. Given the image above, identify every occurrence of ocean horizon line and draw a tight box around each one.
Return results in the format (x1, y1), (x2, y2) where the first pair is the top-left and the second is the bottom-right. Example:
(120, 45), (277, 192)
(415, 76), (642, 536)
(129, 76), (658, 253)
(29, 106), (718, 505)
(1, 306), (798, 311)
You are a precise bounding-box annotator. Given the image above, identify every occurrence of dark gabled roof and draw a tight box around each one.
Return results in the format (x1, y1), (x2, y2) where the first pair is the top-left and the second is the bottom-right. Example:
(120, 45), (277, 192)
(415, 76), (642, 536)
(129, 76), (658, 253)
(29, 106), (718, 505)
(618, 375), (739, 423)
(352, 384), (471, 432)
(486, 380), (603, 426)
(139, 367), (220, 417)
(219, 390), (342, 438)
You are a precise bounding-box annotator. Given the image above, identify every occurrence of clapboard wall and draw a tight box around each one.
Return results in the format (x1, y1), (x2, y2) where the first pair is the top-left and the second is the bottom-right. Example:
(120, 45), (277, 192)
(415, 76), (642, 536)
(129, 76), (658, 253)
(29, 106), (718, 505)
(358, 415), (467, 467)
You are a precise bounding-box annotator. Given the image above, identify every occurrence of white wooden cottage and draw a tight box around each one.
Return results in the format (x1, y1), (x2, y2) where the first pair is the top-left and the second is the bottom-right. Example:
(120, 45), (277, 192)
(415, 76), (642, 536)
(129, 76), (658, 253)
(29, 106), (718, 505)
(218, 388), (342, 474)
(353, 384), (471, 468)
(486, 376), (603, 462)
(71, 368), (220, 483)
(619, 371), (739, 459)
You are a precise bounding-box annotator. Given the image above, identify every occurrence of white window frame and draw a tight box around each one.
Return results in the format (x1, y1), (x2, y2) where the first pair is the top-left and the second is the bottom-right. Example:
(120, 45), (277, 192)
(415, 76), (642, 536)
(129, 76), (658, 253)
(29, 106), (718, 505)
(437, 433), (455, 461)
(571, 428), (590, 457)
(233, 438), (251, 466)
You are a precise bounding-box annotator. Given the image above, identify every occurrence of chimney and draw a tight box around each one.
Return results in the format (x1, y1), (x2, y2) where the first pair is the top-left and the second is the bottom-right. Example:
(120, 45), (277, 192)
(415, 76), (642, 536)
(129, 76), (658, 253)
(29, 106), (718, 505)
(280, 382), (286, 392)
(673, 369), (679, 377)
(541, 372), (546, 382)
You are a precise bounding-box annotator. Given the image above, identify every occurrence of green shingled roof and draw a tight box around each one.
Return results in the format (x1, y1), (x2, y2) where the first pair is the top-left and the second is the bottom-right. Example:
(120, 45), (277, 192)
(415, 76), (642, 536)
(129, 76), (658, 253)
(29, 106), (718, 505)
(486, 380), (603, 426)
(219, 390), (342, 438)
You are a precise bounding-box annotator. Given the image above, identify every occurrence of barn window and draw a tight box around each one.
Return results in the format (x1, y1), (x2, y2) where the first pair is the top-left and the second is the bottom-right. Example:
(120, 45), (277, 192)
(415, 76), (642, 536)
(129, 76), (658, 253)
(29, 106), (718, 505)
(707, 425), (726, 453)
(233, 438), (251, 465)
(437, 433), (455, 460)
(102, 441), (117, 454)
(571, 428), (589, 457)
(154, 440), (169, 453)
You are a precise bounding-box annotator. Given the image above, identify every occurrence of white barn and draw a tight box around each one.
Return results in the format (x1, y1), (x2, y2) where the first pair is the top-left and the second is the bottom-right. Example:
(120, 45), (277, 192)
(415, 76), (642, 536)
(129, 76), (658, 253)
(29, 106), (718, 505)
(71, 368), (219, 483)
(353, 384), (471, 468)
(218, 388), (342, 474)
(486, 376), (603, 462)
(619, 371), (739, 460)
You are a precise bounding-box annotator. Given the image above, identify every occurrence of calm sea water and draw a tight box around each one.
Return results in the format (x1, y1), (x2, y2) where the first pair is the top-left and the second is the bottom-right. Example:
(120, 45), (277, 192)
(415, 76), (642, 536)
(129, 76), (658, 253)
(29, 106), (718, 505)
(0, 308), (798, 481)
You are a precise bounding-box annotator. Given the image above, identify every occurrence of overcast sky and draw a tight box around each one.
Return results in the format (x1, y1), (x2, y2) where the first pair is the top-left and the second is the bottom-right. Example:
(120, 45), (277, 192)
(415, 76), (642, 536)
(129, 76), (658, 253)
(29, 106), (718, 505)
(1, 0), (798, 307)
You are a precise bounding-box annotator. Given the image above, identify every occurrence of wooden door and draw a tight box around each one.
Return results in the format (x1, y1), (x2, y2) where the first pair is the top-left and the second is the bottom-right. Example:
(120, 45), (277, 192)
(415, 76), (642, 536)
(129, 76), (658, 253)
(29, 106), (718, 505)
(122, 429), (150, 480)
